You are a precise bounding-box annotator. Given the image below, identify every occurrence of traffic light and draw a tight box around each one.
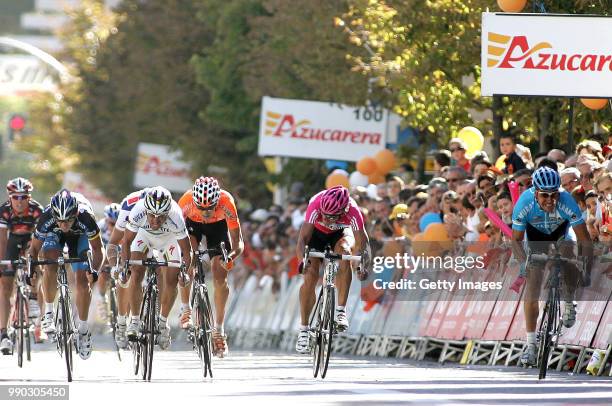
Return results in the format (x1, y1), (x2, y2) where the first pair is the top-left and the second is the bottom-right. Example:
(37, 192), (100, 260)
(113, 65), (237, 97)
(8, 114), (26, 141)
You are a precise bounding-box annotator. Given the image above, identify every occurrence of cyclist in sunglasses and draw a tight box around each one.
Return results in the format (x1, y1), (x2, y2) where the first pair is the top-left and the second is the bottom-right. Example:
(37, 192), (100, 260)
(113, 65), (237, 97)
(295, 185), (371, 354)
(511, 166), (592, 367)
(178, 176), (244, 358)
(0, 178), (44, 354)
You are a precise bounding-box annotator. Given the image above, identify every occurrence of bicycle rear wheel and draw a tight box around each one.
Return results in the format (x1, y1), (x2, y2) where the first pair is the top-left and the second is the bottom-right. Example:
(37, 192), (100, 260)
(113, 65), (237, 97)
(311, 287), (323, 378)
(320, 286), (335, 379)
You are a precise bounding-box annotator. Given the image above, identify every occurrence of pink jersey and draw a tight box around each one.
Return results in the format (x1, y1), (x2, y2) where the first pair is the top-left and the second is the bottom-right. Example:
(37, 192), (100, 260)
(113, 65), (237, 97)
(305, 190), (364, 234)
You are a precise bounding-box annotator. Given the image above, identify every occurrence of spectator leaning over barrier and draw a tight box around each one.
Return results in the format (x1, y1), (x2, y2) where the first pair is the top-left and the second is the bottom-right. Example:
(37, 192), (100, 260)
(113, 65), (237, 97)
(500, 133), (527, 175)
(448, 138), (471, 172)
(547, 148), (567, 163)
(444, 166), (469, 192)
(387, 176), (405, 206)
(433, 150), (452, 177)
(560, 167), (581, 193)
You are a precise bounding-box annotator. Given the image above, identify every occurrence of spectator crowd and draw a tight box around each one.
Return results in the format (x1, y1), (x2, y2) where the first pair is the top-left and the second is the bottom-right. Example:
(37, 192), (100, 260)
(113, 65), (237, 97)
(230, 133), (612, 289)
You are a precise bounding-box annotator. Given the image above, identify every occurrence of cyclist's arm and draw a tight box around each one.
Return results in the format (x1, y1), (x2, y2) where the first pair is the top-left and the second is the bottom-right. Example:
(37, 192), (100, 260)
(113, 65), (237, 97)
(121, 229), (137, 264)
(511, 229), (527, 263)
(0, 227), (7, 264)
(106, 227), (124, 267)
(228, 226), (244, 261)
(89, 235), (104, 271)
(177, 236), (192, 268)
(296, 222), (314, 260)
(28, 237), (43, 262)
(572, 222), (593, 270)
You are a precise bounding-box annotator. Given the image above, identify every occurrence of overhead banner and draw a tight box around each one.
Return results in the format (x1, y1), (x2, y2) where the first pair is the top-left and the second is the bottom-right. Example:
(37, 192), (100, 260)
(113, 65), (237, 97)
(0, 55), (56, 94)
(481, 13), (612, 98)
(258, 96), (388, 162)
(133, 143), (192, 193)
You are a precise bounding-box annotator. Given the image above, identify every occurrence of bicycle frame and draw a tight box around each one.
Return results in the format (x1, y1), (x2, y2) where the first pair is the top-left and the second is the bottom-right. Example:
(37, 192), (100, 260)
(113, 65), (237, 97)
(0, 258), (31, 366)
(305, 246), (361, 379)
(528, 247), (584, 380)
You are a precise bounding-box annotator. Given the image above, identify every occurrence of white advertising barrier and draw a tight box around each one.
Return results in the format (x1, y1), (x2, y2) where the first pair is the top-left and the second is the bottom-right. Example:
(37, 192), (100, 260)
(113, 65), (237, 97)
(62, 171), (111, 217)
(481, 13), (612, 98)
(258, 96), (387, 162)
(0, 54), (56, 94)
(133, 143), (192, 193)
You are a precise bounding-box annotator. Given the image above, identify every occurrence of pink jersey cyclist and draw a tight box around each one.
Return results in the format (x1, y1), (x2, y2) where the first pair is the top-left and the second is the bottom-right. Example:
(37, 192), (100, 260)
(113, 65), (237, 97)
(305, 190), (364, 234)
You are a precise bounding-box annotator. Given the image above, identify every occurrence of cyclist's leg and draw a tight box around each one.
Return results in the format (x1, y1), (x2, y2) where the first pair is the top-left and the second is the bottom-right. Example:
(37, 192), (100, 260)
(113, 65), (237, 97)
(159, 237), (181, 321)
(0, 270), (14, 353)
(127, 230), (148, 331)
(204, 221), (231, 333)
(559, 234), (579, 328)
(70, 234), (93, 332)
(333, 228), (356, 309)
(40, 234), (61, 320)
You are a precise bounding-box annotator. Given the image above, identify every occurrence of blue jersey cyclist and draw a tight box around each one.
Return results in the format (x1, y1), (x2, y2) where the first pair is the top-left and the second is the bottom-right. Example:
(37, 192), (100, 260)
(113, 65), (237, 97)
(28, 189), (104, 361)
(511, 166), (593, 367)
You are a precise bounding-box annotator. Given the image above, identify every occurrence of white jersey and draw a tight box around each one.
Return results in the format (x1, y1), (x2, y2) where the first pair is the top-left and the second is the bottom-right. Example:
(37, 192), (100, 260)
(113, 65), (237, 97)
(72, 191), (95, 215)
(116, 188), (149, 231)
(126, 199), (187, 240)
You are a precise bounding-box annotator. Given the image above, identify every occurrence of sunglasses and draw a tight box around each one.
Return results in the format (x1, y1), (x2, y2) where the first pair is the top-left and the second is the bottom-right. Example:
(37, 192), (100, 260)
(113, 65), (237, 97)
(56, 218), (75, 224)
(323, 213), (341, 221)
(538, 191), (559, 200)
(197, 203), (217, 212)
(10, 195), (29, 201)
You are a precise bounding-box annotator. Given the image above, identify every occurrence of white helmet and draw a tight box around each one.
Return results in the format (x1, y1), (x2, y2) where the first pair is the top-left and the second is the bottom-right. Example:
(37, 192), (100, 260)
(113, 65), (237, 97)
(143, 186), (172, 216)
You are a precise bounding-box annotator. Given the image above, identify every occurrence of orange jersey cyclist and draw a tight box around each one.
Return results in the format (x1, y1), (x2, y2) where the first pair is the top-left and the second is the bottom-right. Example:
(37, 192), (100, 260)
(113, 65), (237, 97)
(295, 185), (371, 354)
(178, 176), (244, 358)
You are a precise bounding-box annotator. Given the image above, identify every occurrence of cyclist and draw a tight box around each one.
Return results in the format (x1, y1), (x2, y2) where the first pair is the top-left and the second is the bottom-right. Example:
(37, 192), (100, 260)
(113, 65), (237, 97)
(106, 188), (149, 348)
(120, 186), (192, 350)
(94, 203), (120, 320)
(0, 178), (44, 354)
(295, 185), (371, 354)
(29, 189), (104, 360)
(511, 166), (593, 366)
(178, 176), (244, 358)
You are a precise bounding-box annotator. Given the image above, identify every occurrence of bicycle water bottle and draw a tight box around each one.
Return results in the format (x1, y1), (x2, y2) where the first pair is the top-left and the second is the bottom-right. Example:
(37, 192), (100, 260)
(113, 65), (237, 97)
(586, 350), (604, 375)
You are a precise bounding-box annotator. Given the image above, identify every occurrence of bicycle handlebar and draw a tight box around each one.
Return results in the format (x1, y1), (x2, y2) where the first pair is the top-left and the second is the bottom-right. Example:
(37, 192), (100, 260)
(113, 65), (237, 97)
(0, 259), (26, 266)
(529, 253), (584, 268)
(127, 259), (183, 268)
(193, 242), (228, 263)
(306, 250), (362, 262)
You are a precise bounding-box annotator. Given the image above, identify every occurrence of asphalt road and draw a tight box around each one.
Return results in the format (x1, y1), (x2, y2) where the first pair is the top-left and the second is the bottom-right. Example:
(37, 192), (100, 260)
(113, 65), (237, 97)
(1, 333), (611, 405)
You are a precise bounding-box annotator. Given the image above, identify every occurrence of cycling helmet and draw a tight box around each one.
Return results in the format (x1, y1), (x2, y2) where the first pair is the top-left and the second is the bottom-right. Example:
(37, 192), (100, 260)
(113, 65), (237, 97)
(104, 203), (120, 222)
(320, 186), (350, 215)
(143, 186), (172, 216)
(50, 189), (78, 220)
(192, 176), (220, 208)
(7, 177), (33, 195)
(532, 166), (560, 192)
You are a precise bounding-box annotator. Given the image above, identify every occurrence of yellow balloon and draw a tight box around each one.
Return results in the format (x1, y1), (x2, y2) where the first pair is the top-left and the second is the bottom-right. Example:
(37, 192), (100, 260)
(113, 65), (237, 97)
(457, 126), (484, 158)
(495, 155), (506, 170)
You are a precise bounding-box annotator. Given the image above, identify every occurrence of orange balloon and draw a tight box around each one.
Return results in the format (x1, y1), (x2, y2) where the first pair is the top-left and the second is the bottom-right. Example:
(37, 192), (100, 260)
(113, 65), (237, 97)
(368, 172), (386, 185)
(356, 157), (377, 176)
(497, 0), (527, 12)
(325, 172), (349, 189)
(374, 149), (396, 174)
(581, 98), (609, 110)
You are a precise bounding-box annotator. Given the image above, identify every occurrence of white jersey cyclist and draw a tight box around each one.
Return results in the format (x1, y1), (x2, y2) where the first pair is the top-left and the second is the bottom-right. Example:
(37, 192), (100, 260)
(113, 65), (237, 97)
(126, 194), (188, 262)
(116, 188), (150, 232)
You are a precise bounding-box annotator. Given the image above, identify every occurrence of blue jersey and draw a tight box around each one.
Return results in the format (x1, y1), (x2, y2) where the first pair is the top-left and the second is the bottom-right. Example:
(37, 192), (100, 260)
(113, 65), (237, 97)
(512, 187), (584, 237)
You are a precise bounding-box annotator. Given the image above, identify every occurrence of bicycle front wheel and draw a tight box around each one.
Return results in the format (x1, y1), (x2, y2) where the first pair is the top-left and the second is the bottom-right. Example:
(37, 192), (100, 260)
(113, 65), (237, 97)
(16, 293), (24, 367)
(144, 288), (157, 381)
(537, 288), (558, 380)
(311, 287), (323, 378)
(320, 286), (335, 379)
(59, 296), (73, 382)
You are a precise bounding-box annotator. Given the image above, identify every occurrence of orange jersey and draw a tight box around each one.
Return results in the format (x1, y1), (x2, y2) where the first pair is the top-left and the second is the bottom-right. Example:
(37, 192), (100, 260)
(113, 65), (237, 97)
(178, 189), (240, 230)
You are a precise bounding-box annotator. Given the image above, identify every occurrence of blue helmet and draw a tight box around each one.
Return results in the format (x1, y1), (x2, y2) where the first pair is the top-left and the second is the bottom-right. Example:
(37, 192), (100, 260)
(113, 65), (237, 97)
(104, 203), (120, 222)
(532, 166), (560, 192)
(50, 189), (78, 221)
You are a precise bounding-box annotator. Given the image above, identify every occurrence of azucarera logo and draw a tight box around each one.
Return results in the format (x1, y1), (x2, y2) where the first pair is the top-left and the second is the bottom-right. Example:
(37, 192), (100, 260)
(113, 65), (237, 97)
(487, 32), (612, 72)
(263, 110), (382, 145)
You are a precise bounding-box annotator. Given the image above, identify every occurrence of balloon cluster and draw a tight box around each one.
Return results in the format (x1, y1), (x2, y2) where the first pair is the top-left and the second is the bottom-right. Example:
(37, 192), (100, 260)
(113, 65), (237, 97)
(326, 148), (397, 189)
